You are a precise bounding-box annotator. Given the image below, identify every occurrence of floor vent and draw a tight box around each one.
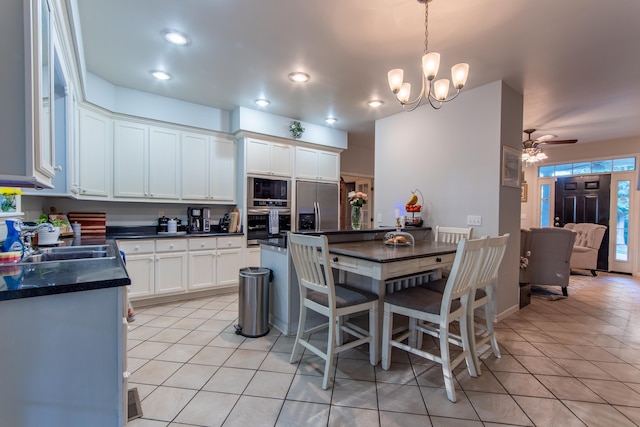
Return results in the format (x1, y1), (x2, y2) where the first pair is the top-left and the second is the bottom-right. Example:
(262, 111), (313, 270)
(128, 387), (143, 421)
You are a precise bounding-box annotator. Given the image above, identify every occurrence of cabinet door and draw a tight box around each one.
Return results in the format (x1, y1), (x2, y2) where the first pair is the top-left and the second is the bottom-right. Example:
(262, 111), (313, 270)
(188, 250), (217, 290)
(148, 127), (181, 199)
(270, 143), (292, 177)
(113, 121), (148, 198)
(155, 252), (188, 295)
(181, 132), (209, 200)
(210, 138), (235, 202)
(217, 248), (241, 286)
(295, 147), (318, 179)
(77, 107), (111, 197)
(246, 139), (271, 175)
(245, 247), (261, 268)
(317, 151), (340, 181)
(123, 254), (154, 299)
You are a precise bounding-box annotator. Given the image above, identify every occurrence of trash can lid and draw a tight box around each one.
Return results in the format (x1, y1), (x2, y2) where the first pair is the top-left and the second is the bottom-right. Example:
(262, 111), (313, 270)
(239, 267), (271, 277)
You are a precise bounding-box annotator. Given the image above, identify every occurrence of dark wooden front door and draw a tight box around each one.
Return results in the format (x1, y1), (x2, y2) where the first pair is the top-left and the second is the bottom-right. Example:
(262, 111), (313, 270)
(554, 174), (610, 271)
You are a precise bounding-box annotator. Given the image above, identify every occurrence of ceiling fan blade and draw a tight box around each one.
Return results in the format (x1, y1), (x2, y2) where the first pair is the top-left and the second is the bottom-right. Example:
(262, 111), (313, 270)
(540, 139), (578, 145)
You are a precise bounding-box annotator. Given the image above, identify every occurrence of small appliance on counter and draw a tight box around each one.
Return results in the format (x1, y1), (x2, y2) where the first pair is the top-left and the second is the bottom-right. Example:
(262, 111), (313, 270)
(219, 213), (231, 233)
(187, 207), (211, 233)
(157, 216), (169, 233)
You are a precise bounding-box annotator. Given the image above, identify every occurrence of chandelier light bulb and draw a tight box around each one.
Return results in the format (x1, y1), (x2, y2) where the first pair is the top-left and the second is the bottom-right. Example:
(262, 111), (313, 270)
(434, 79), (450, 100)
(388, 69), (404, 93)
(397, 83), (412, 103)
(451, 63), (470, 88)
(422, 52), (441, 80)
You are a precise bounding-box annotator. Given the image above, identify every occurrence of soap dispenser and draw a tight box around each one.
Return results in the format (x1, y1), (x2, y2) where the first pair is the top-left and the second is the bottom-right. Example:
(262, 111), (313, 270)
(2, 219), (24, 255)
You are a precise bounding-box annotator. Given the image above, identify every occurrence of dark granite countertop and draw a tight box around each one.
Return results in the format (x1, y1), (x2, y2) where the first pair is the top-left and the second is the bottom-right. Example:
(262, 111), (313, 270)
(328, 239), (458, 263)
(0, 238), (131, 301)
(107, 226), (243, 240)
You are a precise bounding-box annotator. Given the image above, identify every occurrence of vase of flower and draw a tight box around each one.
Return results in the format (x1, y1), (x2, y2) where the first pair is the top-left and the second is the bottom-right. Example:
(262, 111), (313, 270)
(348, 191), (367, 230)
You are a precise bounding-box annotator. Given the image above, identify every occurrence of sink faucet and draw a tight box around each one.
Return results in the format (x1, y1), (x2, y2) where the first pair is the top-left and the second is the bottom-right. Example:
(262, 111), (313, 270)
(17, 221), (55, 256)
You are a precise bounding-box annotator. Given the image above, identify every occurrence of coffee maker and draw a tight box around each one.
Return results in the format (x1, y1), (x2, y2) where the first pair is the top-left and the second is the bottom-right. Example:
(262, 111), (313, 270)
(187, 207), (211, 233)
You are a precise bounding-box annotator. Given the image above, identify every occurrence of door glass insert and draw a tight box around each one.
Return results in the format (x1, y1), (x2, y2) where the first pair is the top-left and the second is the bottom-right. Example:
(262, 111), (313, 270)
(615, 180), (630, 261)
(540, 183), (550, 227)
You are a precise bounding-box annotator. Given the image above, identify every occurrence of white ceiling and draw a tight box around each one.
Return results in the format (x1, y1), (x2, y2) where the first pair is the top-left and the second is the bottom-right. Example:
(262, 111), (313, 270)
(74, 0), (640, 147)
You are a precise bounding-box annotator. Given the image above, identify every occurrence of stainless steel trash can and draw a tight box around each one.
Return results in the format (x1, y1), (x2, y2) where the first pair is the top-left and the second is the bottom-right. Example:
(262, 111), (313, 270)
(235, 267), (272, 338)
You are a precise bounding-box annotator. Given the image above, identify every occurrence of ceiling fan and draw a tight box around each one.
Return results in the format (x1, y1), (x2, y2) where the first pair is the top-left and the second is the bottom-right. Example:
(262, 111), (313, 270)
(521, 128), (578, 164)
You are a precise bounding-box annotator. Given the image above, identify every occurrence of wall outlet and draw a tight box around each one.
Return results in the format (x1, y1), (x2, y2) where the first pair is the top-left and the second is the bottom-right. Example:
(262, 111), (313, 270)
(377, 213), (383, 223)
(466, 215), (482, 226)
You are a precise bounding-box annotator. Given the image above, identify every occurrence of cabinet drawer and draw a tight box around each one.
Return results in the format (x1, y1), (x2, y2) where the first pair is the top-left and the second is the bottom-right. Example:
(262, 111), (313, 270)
(188, 237), (217, 251)
(117, 240), (155, 254)
(155, 239), (188, 253)
(217, 236), (242, 249)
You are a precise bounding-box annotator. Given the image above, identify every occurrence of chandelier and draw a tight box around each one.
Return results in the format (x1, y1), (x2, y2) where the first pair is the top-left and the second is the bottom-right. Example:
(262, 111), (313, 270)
(387, 0), (470, 111)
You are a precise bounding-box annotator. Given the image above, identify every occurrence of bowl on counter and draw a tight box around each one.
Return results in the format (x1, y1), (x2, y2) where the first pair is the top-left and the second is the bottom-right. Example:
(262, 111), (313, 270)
(37, 227), (61, 246)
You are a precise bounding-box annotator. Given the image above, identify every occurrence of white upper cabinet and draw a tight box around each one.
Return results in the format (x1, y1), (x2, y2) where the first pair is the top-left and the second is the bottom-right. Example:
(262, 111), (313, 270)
(246, 138), (292, 177)
(182, 133), (235, 203)
(113, 122), (180, 200)
(0, 0), (56, 188)
(76, 106), (111, 198)
(295, 146), (340, 181)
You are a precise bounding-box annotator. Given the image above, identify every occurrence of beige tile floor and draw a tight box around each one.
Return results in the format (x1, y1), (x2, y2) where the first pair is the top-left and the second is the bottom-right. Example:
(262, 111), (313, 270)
(126, 272), (640, 427)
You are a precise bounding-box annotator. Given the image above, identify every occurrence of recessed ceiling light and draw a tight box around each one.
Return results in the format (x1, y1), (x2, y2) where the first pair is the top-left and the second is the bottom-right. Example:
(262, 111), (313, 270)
(325, 117), (337, 125)
(288, 72), (310, 83)
(367, 99), (384, 108)
(255, 99), (270, 107)
(161, 29), (191, 46)
(151, 70), (172, 80)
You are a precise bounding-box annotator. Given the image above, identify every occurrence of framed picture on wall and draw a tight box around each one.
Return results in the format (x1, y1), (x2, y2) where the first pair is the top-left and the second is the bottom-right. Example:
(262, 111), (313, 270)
(521, 183), (528, 202)
(502, 146), (522, 188)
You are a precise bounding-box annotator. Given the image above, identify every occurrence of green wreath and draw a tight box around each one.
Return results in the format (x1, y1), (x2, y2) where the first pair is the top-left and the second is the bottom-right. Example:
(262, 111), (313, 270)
(289, 121), (305, 139)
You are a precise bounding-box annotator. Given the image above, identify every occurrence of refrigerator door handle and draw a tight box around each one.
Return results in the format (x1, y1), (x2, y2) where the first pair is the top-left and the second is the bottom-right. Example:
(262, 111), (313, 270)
(315, 202), (321, 231)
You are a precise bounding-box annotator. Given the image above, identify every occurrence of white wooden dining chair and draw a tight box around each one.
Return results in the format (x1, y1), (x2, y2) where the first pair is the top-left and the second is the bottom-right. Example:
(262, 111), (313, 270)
(381, 237), (487, 402)
(287, 232), (379, 390)
(466, 233), (509, 374)
(421, 234), (510, 374)
(435, 226), (474, 244)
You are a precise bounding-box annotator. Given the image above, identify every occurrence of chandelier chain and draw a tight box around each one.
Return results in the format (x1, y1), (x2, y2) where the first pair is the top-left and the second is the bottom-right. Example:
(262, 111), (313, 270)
(424, 1), (429, 54)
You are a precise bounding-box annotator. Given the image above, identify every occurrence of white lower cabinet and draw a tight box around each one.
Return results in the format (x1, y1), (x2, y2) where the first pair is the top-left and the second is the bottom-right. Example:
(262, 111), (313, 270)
(188, 236), (241, 291)
(119, 236), (241, 300)
(155, 239), (188, 295)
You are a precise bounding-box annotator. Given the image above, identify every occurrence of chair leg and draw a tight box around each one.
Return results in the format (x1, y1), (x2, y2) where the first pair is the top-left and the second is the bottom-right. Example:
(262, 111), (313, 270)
(485, 304), (501, 359)
(369, 304), (378, 366)
(591, 270), (598, 277)
(290, 304), (307, 364)
(381, 305), (393, 370)
(562, 286), (568, 297)
(439, 323), (457, 403)
(323, 315), (337, 390)
(460, 312), (478, 378)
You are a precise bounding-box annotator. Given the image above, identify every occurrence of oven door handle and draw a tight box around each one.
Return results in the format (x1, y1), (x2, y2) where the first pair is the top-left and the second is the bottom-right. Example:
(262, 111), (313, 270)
(314, 202), (321, 232)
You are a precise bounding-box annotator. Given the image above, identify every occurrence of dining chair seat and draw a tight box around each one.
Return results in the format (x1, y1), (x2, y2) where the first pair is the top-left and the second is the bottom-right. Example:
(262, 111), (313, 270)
(288, 232), (379, 390)
(381, 237), (487, 402)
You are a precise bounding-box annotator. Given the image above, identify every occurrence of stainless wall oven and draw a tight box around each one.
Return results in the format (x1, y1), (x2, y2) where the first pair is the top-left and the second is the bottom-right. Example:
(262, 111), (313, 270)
(246, 209), (291, 245)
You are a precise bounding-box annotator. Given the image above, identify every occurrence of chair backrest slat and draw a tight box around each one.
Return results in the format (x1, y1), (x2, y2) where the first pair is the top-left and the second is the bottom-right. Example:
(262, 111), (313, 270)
(475, 234), (510, 291)
(440, 237), (486, 312)
(436, 226), (474, 244)
(288, 233), (334, 297)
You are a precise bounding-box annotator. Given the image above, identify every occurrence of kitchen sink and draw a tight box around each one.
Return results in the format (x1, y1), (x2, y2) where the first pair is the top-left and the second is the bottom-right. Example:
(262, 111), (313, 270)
(21, 245), (116, 263)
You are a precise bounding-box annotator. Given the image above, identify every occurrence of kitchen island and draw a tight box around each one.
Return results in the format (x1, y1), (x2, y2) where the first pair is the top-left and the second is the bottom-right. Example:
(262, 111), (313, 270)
(261, 228), (457, 359)
(0, 239), (131, 427)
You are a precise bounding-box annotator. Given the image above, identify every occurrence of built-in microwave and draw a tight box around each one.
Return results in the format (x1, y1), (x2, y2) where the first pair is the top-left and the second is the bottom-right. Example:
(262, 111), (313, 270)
(248, 177), (291, 208)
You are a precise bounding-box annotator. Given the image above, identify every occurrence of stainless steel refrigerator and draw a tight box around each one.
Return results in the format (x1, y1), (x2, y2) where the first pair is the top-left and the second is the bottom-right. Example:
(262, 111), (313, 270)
(296, 181), (339, 231)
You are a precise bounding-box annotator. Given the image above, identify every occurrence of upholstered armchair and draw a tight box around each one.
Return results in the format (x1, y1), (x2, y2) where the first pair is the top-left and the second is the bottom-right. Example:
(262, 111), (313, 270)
(520, 227), (576, 296)
(563, 223), (607, 276)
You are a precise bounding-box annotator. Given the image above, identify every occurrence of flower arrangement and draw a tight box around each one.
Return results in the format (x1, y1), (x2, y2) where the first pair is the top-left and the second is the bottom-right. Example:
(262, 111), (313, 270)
(0, 187), (22, 213)
(289, 120), (305, 139)
(348, 191), (368, 207)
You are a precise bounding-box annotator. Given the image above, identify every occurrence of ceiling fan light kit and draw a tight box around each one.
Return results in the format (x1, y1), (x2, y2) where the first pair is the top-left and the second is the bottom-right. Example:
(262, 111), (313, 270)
(388, 0), (469, 111)
(521, 128), (578, 165)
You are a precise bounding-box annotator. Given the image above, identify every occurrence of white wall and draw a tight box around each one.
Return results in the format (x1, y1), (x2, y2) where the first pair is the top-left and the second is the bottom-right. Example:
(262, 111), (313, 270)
(341, 134), (375, 177)
(374, 80), (523, 317)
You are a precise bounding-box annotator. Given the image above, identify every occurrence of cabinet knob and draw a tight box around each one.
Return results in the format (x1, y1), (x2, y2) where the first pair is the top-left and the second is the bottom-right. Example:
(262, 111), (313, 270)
(123, 371), (130, 379)
(170, 244), (174, 249)
(200, 243), (205, 247)
(436, 257), (442, 263)
(134, 246), (140, 251)
(332, 257), (338, 262)
(54, 165), (63, 172)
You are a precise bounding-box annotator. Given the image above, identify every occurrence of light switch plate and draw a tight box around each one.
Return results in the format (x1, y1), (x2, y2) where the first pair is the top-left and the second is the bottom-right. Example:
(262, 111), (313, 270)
(377, 213), (383, 223)
(466, 215), (482, 226)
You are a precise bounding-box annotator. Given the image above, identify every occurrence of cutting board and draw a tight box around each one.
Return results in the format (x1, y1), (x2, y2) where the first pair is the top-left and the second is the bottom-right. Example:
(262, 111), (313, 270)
(67, 212), (107, 236)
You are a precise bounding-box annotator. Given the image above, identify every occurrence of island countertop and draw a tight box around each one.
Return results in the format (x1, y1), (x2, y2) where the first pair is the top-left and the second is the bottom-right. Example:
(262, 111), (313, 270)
(0, 238), (131, 301)
(328, 239), (458, 263)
